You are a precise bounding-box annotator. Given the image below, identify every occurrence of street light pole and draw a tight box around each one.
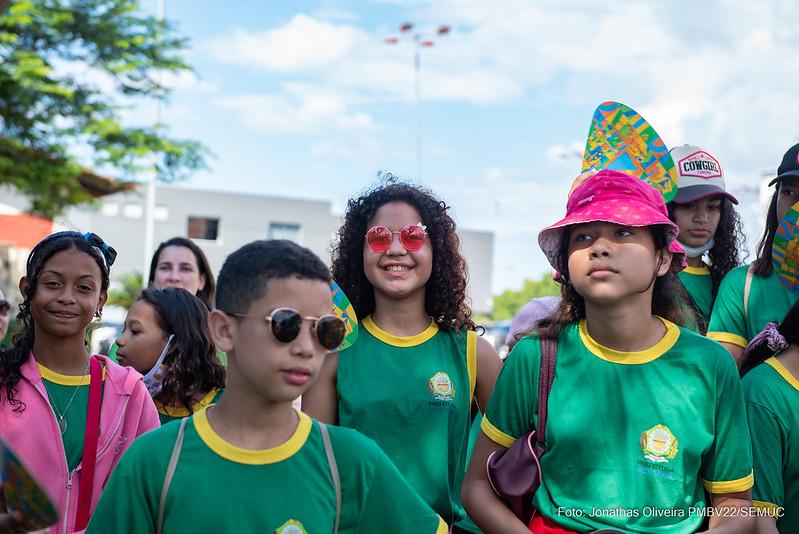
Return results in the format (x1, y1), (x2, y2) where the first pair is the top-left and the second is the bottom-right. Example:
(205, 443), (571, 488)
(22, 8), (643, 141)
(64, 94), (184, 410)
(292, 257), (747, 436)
(386, 23), (450, 182)
(142, 0), (164, 286)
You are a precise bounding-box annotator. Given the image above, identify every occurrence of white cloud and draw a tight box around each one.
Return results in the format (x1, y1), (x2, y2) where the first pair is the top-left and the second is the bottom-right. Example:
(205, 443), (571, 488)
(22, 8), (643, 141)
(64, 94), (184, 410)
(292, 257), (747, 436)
(208, 14), (362, 72)
(214, 83), (374, 134)
(159, 70), (219, 93)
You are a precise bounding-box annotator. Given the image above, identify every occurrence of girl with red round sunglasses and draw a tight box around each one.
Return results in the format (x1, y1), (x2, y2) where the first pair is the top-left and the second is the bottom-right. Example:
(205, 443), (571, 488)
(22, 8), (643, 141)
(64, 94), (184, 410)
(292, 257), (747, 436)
(303, 180), (501, 528)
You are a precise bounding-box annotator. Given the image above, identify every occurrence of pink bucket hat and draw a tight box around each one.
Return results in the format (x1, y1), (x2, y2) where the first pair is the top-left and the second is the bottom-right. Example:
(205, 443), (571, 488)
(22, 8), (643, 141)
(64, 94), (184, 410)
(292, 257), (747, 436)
(538, 170), (686, 273)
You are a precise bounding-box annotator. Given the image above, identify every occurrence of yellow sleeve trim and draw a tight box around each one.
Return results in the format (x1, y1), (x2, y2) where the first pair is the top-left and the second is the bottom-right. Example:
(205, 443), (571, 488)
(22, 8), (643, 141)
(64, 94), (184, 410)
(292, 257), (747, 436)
(193, 407), (311, 464)
(466, 330), (477, 404)
(707, 332), (748, 349)
(702, 471), (754, 493)
(434, 517), (448, 534)
(753, 500), (781, 511)
(480, 416), (515, 448)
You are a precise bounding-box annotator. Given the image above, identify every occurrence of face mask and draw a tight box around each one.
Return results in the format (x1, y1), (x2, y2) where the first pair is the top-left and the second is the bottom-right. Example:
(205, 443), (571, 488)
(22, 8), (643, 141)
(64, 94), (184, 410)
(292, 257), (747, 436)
(678, 238), (715, 258)
(143, 334), (174, 396)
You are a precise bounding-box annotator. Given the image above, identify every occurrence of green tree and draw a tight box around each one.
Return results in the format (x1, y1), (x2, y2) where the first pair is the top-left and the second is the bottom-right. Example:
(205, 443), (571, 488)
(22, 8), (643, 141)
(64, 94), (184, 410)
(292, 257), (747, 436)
(107, 271), (142, 309)
(0, 0), (206, 218)
(493, 273), (560, 320)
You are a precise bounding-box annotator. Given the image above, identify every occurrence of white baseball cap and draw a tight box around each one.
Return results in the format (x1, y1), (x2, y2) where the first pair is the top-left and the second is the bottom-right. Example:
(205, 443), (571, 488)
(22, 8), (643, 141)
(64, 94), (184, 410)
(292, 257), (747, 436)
(669, 144), (738, 204)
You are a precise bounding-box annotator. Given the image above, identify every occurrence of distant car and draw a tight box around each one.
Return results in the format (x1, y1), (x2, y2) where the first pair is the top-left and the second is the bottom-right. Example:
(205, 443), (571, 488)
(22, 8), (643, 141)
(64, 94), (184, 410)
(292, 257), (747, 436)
(482, 321), (511, 359)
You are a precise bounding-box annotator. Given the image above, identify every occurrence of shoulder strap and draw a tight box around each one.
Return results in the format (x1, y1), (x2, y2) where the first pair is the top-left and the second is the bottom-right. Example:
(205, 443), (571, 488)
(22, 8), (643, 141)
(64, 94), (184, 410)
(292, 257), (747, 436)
(465, 330), (477, 405)
(319, 423), (340, 534)
(744, 264), (754, 318)
(157, 417), (189, 534)
(75, 356), (103, 531)
(536, 337), (557, 446)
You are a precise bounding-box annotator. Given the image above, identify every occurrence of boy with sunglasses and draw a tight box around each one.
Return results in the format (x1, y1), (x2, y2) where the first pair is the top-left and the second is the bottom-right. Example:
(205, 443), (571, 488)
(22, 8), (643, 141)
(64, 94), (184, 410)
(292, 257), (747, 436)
(88, 240), (446, 533)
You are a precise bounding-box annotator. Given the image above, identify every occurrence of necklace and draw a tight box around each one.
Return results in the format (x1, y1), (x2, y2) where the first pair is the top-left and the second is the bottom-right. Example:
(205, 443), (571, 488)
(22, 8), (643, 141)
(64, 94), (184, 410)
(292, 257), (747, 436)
(42, 358), (91, 435)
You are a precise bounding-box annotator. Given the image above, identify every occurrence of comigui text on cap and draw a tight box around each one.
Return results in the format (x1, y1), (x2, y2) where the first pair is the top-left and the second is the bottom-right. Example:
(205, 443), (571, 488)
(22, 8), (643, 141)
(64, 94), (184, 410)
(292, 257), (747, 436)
(677, 150), (722, 179)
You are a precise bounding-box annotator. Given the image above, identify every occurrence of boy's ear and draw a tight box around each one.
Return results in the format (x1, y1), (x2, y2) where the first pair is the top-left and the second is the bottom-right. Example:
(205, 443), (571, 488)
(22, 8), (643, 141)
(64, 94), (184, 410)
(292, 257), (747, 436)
(657, 250), (673, 277)
(208, 309), (235, 353)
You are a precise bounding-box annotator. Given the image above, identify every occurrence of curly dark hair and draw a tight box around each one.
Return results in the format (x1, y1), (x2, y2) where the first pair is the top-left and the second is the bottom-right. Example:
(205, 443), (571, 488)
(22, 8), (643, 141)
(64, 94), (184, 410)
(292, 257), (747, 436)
(667, 196), (748, 296)
(752, 189), (779, 277)
(332, 179), (476, 331)
(1, 232), (112, 412)
(136, 288), (225, 413)
(538, 226), (694, 339)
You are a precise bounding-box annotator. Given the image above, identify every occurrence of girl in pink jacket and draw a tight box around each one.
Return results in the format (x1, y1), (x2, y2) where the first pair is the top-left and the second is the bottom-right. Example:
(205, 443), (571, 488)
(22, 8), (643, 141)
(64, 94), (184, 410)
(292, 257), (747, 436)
(0, 232), (160, 533)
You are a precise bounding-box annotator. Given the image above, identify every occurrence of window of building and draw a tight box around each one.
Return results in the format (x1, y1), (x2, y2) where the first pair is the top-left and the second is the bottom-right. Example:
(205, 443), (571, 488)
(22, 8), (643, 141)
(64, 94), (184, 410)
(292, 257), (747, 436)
(268, 222), (301, 243)
(155, 205), (169, 221)
(188, 217), (220, 241)
(101, 203), (119, 217)
(123, 203), (143, 218)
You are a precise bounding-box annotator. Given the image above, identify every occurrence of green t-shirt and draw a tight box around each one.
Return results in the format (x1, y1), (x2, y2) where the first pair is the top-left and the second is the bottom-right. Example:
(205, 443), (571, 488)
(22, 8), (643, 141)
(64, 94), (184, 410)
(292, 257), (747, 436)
(708, 265), (799, 348)
(678, 265), (713, 326)
(337, 316), (477, 525)
(743, 357), (799, 534)
(482, 319), (753, 533)
(87, 408), (447, 534)
(38, 363), (105, 471)
(155, 388), (223, 424)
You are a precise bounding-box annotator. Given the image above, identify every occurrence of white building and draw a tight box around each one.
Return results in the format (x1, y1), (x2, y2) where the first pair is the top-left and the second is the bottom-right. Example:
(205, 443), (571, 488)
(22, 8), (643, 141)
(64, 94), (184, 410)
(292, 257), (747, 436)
(1, 185), (495, 314)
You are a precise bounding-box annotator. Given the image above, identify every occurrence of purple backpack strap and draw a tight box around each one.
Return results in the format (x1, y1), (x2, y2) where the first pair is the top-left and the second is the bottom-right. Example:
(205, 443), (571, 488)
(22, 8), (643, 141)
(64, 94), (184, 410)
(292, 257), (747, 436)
(535, 337), (557, 447)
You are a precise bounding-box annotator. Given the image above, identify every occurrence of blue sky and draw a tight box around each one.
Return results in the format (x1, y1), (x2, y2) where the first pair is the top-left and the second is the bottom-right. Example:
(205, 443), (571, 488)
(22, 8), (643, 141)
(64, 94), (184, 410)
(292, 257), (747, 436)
(127, 0), (798, 294)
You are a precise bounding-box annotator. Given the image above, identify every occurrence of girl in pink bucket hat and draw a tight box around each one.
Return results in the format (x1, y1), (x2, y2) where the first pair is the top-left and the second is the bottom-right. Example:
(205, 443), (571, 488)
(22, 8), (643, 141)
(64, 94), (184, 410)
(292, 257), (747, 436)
(463, 170), (755, 533)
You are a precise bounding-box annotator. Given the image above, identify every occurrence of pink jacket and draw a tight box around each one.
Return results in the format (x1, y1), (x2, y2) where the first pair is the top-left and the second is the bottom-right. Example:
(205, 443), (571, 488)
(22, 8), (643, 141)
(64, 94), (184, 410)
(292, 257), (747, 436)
(0, 354), (160, 533)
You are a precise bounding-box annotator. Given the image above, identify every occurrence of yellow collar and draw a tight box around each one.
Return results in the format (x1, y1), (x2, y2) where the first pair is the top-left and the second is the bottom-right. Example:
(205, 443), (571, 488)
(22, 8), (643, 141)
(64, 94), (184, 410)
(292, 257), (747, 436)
(682, 265), (711, 275)
(156, 388), (220, 417)
(765, 357), (799, 393)
(193, 407), (312, 464)
(363, 315), (438, 347)
(578, 317), (679, 365)
(37, 362), (106, 385)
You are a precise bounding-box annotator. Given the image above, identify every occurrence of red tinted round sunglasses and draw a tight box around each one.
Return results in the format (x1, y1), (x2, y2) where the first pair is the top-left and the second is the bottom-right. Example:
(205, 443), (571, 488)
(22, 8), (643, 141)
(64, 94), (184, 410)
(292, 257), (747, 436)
(365, 223), (427, 253)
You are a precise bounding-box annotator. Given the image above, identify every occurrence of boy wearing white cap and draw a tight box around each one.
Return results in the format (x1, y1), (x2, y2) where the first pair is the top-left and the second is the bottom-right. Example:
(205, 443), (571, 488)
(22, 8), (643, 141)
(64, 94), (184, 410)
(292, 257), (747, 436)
(667, 145), (746, 330)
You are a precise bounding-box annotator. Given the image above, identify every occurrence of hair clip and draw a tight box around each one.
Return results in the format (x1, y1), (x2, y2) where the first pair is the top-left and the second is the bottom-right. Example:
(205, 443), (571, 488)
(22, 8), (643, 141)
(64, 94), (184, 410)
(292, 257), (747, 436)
(82, 232), (118, 268)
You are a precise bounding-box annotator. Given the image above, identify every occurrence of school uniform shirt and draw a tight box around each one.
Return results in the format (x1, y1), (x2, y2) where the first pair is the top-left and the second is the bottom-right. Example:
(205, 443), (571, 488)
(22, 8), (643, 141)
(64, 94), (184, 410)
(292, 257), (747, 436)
(708, 265), (799, 348)
(155, 388), (223, 424)
(743, 357), (799, 534)
(87, 408), (447, 533)
(481, 319), (753, 533)
(38, 363), (107, 471)
(678, 264), (713, 325)
(337, 316), (477, 525)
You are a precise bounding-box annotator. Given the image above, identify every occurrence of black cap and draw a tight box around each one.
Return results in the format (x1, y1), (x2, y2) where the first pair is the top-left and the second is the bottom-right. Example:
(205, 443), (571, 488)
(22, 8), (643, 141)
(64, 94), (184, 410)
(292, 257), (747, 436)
(769, 143), (799, 186)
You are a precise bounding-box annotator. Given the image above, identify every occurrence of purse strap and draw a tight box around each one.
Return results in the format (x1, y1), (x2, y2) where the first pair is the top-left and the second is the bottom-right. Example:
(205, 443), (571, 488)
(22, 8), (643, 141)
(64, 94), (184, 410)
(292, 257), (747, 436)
(319, 422), (340, 534)
(158, 416), (189, 534)
(535, 337), (557, 446)
(75, 356), (103, 531)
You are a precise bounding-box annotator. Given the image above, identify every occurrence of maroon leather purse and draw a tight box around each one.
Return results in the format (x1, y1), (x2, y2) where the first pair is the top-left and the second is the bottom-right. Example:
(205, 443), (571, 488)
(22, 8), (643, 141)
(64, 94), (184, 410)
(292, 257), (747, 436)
(486, 336), (557, 523)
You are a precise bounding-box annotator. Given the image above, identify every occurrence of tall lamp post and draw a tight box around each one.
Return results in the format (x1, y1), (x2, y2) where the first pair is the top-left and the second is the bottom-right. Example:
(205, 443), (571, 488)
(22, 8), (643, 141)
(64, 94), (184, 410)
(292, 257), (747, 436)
(142, 0), (165, 285)
(385, 22), (450, 181)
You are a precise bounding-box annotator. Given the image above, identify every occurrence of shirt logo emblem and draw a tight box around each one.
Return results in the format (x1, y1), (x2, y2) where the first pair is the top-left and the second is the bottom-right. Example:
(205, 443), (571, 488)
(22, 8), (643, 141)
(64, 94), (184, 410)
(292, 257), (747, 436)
(428, 371), (455, 401)
(640, 424), (679, 463)
(274, 519), (308, 534)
